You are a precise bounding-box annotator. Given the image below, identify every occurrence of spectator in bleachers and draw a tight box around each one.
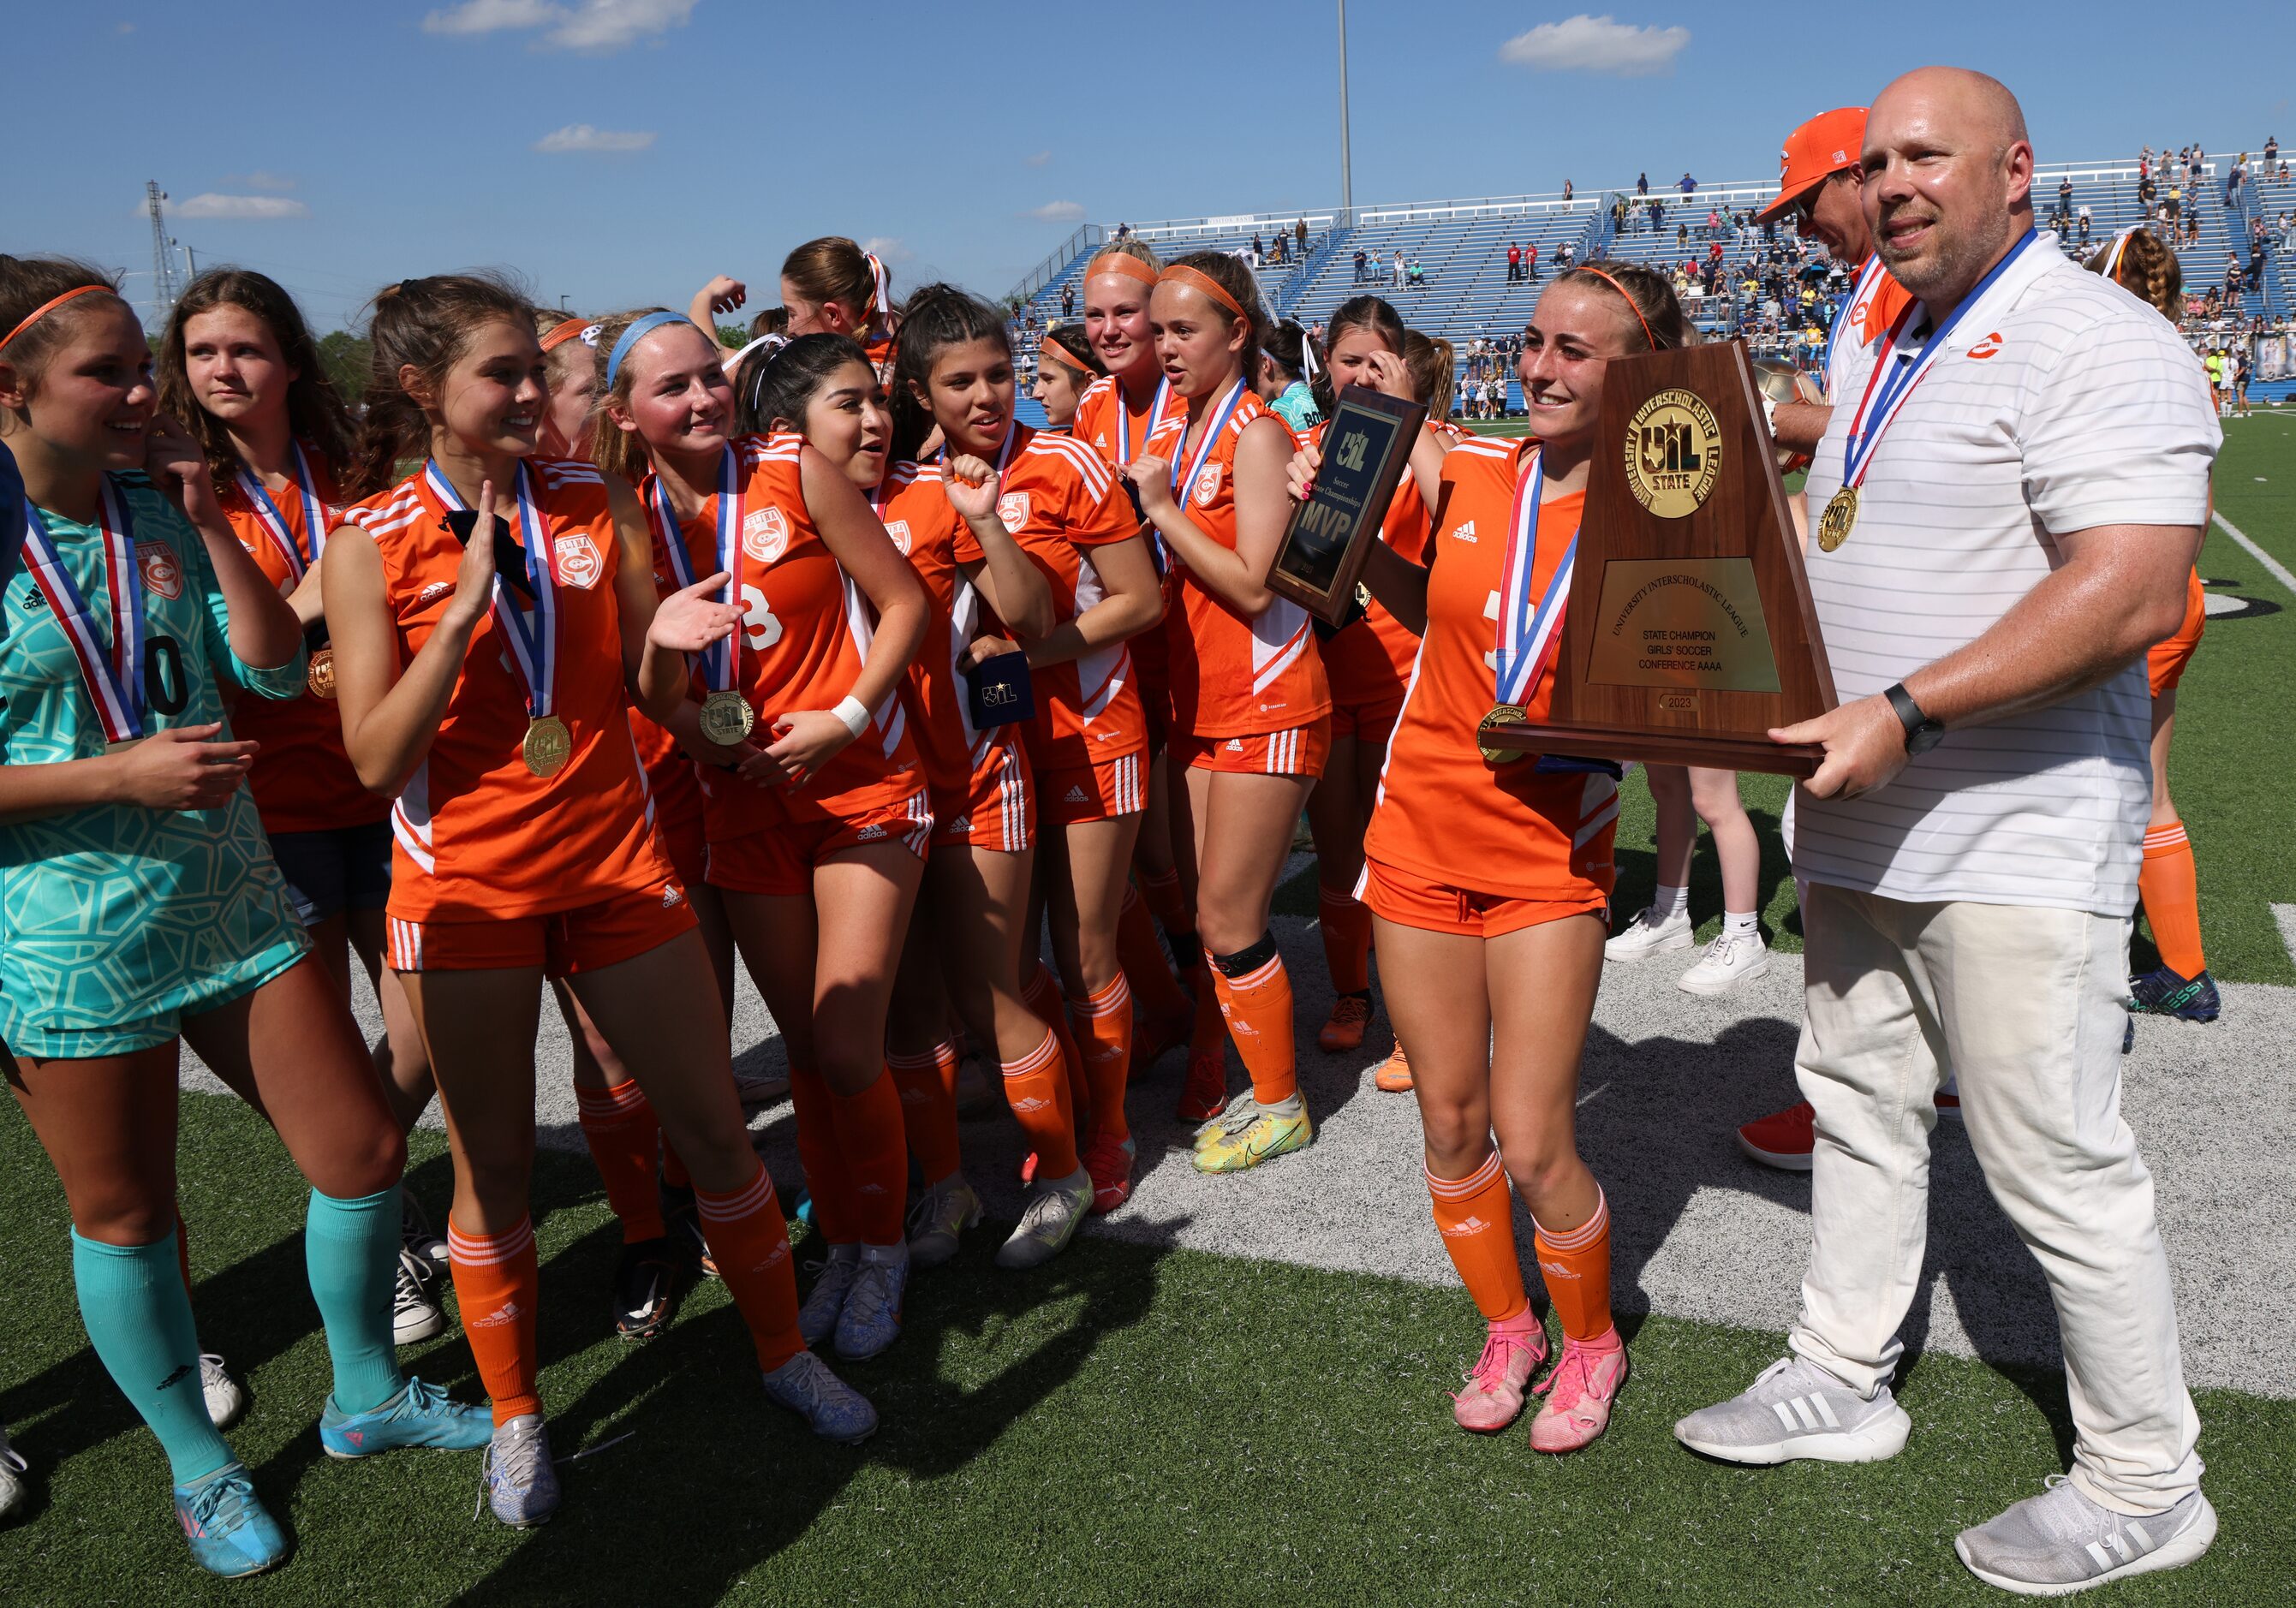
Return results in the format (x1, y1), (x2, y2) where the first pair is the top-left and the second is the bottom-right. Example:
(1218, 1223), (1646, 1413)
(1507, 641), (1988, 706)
(1061, 281), (1075, 319)
(1296, 217), (1309, 254)
(1637, 171), (1649, 196)
(2166, 183), (2182, 221)
(1354, 247), (1369, 283)
(1679, 170), (1697, 196)
(1393, 249), (1407, 284)
(1557, 239), (1577, 271)
(1507, 241), (1522, 282)
(1524, 240), (1539, 281)
(1407, 255), (1426, 288)
(1252, 231), (1265, 259)
(1563, 178), (1575, 200)
(2266, 134), (2280, 167)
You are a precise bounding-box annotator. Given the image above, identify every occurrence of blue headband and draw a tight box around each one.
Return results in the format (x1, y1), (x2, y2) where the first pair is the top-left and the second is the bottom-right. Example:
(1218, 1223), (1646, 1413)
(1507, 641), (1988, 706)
(605, 311), (695, 388)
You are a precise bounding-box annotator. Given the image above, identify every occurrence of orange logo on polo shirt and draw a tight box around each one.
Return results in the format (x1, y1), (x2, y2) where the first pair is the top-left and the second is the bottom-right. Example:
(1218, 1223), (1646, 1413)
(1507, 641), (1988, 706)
(1967, 331), (2005, 360)
(553, 533), (604, 589)
(997, 492), (1029, 534)
(743, 506), (790, 564)
(136, 541), (184, 600)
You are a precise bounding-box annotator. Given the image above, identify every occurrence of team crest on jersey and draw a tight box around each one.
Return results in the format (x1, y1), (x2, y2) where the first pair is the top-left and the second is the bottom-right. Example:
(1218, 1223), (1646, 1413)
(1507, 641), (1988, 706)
(136, 541), (184, 601)
(1191, 463), (1222, 508)
(553, 533), (604, 589)
(743, 507), (790, 564)
(882, 519), (912, 557)
(997, 492), (1029, 534)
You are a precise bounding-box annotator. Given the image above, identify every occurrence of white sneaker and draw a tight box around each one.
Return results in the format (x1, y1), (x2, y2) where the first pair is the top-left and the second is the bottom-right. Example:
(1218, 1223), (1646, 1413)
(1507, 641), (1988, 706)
(201, 1354), (247, 1431)
(394, 1248), (447, 1346)
(1956, 1475), (2215, 1595)
(0, 1422), (27, 1523)
(1604, 906), (1693, 962)
(995, 1166), (1093, 1270)
(1673, 1355), (1910, 1465)
(1678, 929), (1770, 997)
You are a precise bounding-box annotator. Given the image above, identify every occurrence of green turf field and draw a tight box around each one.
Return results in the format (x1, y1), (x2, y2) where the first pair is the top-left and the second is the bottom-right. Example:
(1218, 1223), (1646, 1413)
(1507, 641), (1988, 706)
(4, 1099), (2294, 1605)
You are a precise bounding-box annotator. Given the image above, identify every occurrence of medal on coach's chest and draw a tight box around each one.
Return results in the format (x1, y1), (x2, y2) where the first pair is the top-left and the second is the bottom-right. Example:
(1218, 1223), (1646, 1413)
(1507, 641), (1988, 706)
(1816, 486), (1858, 553)
(652, 446), (756, 749)
(1481, 447), (1580, 766)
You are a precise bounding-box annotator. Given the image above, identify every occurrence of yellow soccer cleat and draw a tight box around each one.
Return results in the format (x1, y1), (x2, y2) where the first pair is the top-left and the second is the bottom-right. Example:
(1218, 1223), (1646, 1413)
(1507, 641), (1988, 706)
(1192, 1103), (1314, 1173)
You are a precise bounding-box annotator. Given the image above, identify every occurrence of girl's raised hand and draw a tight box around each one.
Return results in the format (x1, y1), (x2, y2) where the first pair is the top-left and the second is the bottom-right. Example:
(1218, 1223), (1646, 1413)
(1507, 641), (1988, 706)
(649, 570), (744, 653)
(940, 454), (1002, 524)
(443, 480), (500, 633)
(1122, 456), (1176, 518)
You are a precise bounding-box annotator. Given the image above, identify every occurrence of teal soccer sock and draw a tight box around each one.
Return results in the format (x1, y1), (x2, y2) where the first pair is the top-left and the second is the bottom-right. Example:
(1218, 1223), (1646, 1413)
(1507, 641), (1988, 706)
(71, 1228), (235, 1485)
(305, 1188), (407, 1415)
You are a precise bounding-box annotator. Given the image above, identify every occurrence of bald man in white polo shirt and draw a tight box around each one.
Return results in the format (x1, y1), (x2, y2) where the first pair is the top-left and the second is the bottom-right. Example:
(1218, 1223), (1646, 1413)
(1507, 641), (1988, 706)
(1673, 68), (2219, 1596)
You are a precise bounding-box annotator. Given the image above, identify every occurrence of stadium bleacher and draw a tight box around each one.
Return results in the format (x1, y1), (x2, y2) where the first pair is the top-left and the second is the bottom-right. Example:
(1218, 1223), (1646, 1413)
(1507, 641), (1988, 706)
(1009, 151), (2296, 411)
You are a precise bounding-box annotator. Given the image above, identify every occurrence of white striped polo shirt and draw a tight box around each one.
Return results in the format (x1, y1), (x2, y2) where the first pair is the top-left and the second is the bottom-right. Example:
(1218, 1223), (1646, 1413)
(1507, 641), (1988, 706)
(1787, 231), (2220, 914)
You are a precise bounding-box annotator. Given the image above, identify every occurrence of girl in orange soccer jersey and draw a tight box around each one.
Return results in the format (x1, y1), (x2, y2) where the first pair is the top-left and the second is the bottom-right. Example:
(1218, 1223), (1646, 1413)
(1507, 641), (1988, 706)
(1032, 325), (1104, 433)
(1291, 296), (1450, 1085)
(781, 237), (901, 380)
(534, 311), (601, 458)
(158, 268), (447, 1344)
(1127, 252), (1330, 1173)
(2086, 229), (2220, 1024)
(593, 310), (935, 1361)
(1295, 262), (1680, 1452)
(323, 277), (879, 1529)
(1072, 241), (1204, 1085)
(892, 288), (1166, 1224)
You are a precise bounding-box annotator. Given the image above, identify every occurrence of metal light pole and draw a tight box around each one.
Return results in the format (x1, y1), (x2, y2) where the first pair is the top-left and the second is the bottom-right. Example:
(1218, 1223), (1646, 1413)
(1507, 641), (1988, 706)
(1336, 0), (1353, 226)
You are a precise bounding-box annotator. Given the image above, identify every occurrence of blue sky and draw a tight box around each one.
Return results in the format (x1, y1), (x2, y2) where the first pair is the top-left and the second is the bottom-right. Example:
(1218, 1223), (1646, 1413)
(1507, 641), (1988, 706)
(11, 2), (2292, 332)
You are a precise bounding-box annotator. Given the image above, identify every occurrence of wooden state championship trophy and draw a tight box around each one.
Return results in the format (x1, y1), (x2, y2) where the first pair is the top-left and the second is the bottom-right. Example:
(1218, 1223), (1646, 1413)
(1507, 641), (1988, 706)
(1484, 339), (1836, 777)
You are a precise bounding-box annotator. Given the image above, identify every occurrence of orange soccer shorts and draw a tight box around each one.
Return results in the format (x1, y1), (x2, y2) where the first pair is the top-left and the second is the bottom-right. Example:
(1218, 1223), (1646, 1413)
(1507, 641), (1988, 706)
(705, 790), (933, 896)
(653, 808), (708, 893)
(2147, 570), (2206, 697)
(929, 741), (1035, 854)
(1036, 750), (1148, 826)
(1328, 694), (1406, 749)
(387, 876), (698, 975)
(1172, 718), (1331, 780)
(1357, 855), (1607, 939)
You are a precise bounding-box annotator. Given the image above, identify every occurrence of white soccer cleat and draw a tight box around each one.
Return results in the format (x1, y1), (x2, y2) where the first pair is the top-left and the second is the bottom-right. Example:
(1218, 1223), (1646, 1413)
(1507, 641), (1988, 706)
(201, 1354), (247, 1431)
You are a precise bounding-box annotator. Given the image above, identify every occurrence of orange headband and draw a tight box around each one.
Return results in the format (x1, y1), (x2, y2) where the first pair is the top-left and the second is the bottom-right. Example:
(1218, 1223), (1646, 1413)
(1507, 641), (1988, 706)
(1086, 253), (1159, 288)
(1040, 339), (1097, 379)
(1571, 267), (1656, 351)
(540, 316), (592, 352)
(0, 284), (110, 355)
(1157, 264), (1247, 322)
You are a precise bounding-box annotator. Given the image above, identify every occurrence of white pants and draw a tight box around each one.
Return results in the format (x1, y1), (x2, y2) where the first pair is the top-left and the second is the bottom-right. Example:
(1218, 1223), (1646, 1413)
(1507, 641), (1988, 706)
(1786, 881), (2203, 1515)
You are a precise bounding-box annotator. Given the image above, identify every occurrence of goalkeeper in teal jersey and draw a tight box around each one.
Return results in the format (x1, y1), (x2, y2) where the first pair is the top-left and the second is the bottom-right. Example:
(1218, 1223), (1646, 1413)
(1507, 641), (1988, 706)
(0, 259), (487, 1580)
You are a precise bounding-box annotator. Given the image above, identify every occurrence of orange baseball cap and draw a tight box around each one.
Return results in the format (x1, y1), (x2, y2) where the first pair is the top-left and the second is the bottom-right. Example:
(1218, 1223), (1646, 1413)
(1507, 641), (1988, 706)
(1756, 106), (1868, 223)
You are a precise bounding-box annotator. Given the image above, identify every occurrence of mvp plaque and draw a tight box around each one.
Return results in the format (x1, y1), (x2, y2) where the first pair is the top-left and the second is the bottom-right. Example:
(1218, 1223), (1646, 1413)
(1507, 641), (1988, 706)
(1265, 386), (1427, 625)
(1482, 340), (1836, 777)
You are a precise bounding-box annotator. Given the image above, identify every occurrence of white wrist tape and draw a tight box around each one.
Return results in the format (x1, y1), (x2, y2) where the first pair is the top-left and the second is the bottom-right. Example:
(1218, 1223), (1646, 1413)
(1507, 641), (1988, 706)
(831, 695), (870, 737)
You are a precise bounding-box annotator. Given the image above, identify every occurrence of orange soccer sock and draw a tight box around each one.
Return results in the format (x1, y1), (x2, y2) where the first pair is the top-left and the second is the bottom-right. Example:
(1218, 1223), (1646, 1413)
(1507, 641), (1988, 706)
(886, 1041), (963, 1186)
(1022, 962), (1091, 1132)
(446, 1218), (542, 1425)
(786, 1063), (858, 1245)
(1118, 884), (1194, 1021)
(1208, 940), (1300, 1106)
(695, 1165), (803, 1372)
(1317, 884), (1374, 998)
(2140, 819), (2209, 977)
(999, 1029), (1081, 1180)
(1532, 1187), (1616, 1345)
(826, 1074), (909, 1248)
(659, 1142), (691, 1191)
(574, 1078), (668, 1244)
(1426, 1152), (1530, 1324)
(1069, 974), (1134, 1147)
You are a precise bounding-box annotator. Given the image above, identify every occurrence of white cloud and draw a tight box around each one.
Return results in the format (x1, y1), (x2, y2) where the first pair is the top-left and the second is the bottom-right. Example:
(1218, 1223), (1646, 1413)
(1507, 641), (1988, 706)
(1025, 150), (1051, 168)
(534, 123), (657, 153)
(424, 0), (695, 51)
(171, 194), (311, 220)
(861, 237), (914, 265)
(1029, 200), (1086, 223)
(1498, 14), (1689, 77)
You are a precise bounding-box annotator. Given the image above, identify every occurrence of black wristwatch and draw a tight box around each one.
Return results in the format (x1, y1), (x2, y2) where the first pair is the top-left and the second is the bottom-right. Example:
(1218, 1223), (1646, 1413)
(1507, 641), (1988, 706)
(1884, 682), (1946, 755)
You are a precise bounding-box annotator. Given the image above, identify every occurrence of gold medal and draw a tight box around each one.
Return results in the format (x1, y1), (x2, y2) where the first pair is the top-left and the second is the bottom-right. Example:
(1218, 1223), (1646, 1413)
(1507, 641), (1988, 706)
(1816, 485), (1859, 552)
(1478, 704), (1530, 765)
(305, 645), (337, 701)
(697, 688), (756, 747)
(522, 714), (572, 778)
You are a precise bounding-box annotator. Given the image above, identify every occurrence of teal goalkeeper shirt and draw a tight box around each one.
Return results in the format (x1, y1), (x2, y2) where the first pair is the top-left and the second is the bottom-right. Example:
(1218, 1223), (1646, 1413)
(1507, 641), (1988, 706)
(0, 473), (308, 1046)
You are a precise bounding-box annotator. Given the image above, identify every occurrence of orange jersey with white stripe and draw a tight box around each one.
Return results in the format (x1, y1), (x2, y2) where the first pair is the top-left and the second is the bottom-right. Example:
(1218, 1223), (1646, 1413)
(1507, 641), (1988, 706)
(347, 458), (665, 921)
(874, 458), (1019, 798)
(1145, 390), (1329, 737)
(1073, 374), (1186, 716)
(218, 455), (389, 832)
(659, 434), (921, 837)
(951, 425), (1145, 772)
(1309, 417), (1452, 712)
(1363, 438), (1618, 902)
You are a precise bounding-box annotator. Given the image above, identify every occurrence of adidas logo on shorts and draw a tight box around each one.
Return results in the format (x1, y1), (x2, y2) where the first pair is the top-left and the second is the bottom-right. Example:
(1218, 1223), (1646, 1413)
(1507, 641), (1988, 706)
(1064, 784), (1088, 803)
(1224, 738), (1244, 752)
(856, 824), (886, 841)
(661, 883), (685, 908)
(946, 815), (970, 832)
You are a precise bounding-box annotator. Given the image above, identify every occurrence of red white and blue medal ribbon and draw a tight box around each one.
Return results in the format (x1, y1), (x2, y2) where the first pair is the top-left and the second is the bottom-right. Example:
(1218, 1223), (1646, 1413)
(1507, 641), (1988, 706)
(1841, 229), (2038, 491)
(1116, 377), (1175, 574)
(1168, 378), (1248, 518)
(1491, 446), (1577, 708)
(647, 445), (742, 693)
(20, 478), (147, 744)
(234, 442), (330, 584)
(426, 460), (559, 719)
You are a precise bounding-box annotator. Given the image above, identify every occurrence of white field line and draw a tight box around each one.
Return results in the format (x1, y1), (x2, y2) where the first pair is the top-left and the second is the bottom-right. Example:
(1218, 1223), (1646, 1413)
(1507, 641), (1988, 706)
(2275, 903), (2296, 969)
(2214, 512), (2296, 598)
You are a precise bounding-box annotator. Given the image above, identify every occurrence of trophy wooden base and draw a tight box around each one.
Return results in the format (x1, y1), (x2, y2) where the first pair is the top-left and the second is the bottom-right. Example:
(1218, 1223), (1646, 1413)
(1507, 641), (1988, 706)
(1484, 722), (1822, 779)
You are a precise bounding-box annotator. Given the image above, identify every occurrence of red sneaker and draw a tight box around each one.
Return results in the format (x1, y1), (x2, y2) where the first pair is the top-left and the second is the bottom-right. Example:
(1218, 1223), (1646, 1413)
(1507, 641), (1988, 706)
(1177, 1050), (1228, 1123)
(1737, 1100), (1815, 1171)
(1082, 1133), (1136, 1214)
(1131, 1003), (1195, 1078)
(1317, 995), (1372, 1053)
